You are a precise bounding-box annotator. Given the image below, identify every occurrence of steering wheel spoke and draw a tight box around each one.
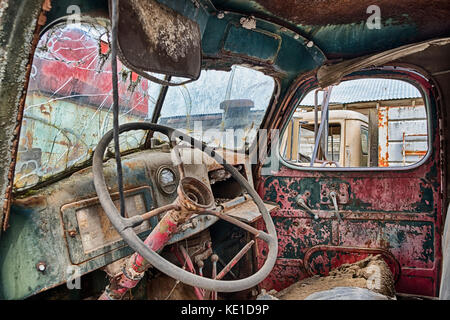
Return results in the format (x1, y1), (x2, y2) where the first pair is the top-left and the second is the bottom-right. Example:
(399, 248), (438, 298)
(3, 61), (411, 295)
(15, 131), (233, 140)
(198, 209), (268, 240)
(215, 240), (255, 281)
(140, 203), (180, 222)
(120, 203), (181, 229)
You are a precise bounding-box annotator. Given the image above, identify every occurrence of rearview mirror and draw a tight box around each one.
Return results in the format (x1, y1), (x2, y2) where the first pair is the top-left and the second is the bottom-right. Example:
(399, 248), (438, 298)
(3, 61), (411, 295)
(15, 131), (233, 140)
(115, 0), (202, 80)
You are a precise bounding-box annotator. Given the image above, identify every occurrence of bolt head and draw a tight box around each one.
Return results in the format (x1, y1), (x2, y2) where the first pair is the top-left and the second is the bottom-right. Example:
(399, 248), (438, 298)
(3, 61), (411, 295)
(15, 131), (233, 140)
(36, 262), (47, 272)
(68, 230), (77, 237)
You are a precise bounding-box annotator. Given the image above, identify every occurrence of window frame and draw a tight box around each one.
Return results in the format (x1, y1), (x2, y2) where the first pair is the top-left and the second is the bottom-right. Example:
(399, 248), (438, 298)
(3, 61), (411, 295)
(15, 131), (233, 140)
(277, 70), (433, 172)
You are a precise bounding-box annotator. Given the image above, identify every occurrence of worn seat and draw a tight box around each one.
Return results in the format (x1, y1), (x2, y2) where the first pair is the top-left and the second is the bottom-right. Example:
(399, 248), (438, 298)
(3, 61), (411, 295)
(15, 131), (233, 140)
(258, 255), (395, 300)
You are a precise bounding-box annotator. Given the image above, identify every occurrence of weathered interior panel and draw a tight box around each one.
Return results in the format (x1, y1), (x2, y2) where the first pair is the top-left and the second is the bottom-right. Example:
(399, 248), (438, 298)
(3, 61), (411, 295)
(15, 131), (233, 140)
(0, 150), (218, 299)
(256, 68), (443, 296)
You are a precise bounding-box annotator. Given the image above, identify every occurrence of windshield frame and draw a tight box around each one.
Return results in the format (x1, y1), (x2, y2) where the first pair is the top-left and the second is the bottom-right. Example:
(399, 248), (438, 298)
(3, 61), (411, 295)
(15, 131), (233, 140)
(13, 16), (278, 193)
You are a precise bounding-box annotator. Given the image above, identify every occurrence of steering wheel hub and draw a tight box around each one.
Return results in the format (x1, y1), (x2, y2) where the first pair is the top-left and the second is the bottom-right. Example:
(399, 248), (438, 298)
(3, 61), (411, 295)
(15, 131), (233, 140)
(178, 177), (214, 211)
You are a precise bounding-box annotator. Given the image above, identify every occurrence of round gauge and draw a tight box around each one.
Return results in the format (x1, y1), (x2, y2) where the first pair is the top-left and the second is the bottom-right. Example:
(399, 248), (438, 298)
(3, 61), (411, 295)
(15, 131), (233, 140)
(156, 166), (178, 194)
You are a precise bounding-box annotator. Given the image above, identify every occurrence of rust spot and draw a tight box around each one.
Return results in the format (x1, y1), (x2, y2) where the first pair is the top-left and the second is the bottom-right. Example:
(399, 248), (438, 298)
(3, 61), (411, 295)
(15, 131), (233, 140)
(378, 112), (384, 127)
(56, 140), (69, 147)
(378, 145), (389, 167)
(39, 105), (50, 116)
(405, 150), (427, 156)
(13, 195), (46, 207)
(379, 239), (391, 249)
(26, 130), (33, 149)
(378, 108), (389, 128)
(124, 160), (143, 171)
(38, 0), (52, 26)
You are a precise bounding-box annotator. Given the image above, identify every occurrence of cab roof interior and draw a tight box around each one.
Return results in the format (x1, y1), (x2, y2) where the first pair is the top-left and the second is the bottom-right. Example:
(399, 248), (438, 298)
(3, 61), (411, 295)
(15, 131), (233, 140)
(44, 0), (450, 79)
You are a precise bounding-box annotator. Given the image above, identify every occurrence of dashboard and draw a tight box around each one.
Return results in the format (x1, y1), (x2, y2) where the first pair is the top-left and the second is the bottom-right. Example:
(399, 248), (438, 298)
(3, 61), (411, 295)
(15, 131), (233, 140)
(1, 147), (259, 299)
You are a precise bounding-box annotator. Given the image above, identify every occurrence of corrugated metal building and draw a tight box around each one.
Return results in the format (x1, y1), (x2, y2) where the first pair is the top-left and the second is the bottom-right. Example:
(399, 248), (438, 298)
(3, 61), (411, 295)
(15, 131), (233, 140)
(297, 79), (427, 167)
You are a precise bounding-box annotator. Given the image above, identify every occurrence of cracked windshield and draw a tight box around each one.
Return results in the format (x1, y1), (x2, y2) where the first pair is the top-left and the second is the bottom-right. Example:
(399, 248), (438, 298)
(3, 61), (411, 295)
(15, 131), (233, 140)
(14, 20), (275, 191)
(14, 20), (162, 190)
(157, 66), (275, 150)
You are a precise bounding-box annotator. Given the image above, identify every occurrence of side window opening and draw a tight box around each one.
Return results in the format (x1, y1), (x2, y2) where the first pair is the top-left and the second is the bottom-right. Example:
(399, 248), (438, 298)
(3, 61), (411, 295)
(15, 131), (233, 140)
(280, 78), (429, 168)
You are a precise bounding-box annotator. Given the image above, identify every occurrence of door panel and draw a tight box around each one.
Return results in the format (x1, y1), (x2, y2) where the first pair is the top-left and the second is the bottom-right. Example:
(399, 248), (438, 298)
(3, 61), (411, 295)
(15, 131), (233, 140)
(256, 78), (443, 297)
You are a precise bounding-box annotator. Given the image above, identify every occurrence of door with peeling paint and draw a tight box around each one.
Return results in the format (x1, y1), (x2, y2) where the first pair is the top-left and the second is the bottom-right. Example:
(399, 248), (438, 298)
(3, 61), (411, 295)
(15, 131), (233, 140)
(256, 74), (443, 297)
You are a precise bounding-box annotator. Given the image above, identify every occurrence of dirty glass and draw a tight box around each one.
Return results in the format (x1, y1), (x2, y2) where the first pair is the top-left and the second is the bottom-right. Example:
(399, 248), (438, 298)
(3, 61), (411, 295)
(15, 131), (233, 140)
(157, 65), (275, 150)
(14, 20), (163, 190)
(281, 78), (428, 168)
(282, 123), (341, 163)
(327, 124), (341, 162)
(361, 126), (369, 156)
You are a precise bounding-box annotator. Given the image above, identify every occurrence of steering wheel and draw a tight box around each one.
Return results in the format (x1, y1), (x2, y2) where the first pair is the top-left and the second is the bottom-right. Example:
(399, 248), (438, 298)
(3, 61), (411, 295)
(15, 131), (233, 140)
(92, 122), (278, 292)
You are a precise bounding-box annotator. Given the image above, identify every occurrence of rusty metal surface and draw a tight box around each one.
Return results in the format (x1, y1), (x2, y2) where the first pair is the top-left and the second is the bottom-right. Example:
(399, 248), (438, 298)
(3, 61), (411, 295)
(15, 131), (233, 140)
(99, 162), (216, 300)
(389, 43), (450, 232)
(255, 70), (443, 297)
(0, 0), (447, 300)
(256, 156), (442, 295)
(61, 186), (155, 263)
(0, 0), (49, 233)
(378, 106), (390, 167)
(212, 0), (450, 44)
(173, 245), (205, 300)
(209, 1), (450, 65)
(201, 209), (262, 237)
(145, 230), (211, 300)
(215, 240), (254, 280)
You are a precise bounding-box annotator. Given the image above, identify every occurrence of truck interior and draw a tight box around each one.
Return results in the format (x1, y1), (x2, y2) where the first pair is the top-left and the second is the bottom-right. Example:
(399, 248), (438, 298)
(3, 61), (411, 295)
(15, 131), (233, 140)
(0, 0), (449, 301)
